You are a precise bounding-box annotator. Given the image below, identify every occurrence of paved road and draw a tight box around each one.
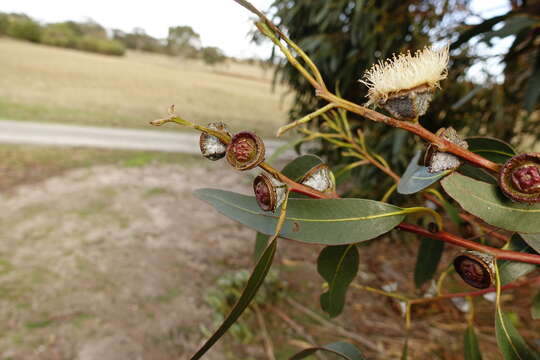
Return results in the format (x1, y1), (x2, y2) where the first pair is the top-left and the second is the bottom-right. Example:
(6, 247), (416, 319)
(0, 120), (290, 156)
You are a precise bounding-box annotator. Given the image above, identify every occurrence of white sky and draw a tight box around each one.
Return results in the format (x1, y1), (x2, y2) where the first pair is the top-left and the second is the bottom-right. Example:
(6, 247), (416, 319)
(1, 0), (511, 67)
(1, 0), (276, 59)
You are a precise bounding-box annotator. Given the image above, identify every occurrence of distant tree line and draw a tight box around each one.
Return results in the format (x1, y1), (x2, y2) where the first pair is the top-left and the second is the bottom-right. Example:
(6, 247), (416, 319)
(0, 12), (227, 64)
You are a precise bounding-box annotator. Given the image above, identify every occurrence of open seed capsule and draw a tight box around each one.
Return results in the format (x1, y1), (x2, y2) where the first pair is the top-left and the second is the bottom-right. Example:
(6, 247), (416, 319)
(199, 122), (231, 160)
(253, 173), (287, 212)
(499, 153), (540, 203)
(300, 164), (335, 193)
(453, 251), (494, 289)
(226, 131), (265, 170)
(424, 127), (468, 173)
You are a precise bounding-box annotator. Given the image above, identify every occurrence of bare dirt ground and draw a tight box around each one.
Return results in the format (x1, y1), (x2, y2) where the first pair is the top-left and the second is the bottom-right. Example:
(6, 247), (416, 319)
(0, 162), (258, 359)
(1, 160), (537, 360)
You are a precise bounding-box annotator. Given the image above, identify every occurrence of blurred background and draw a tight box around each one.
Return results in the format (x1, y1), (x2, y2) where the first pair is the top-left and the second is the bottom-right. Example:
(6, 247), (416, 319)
(0, 0), (538, 359)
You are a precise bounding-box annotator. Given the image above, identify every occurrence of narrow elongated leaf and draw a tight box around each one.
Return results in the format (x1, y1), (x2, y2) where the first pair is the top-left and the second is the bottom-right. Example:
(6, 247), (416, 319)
(318, 245), (359, 317)
(499, 234), (537, 285)
(524, 51), (540, 112)
(414, 237), (444, 288)
(451, 14), (509, 49)
(253, 232), (269, 262)
(289, 341), (365, 360)
(532, 291), (540, 320)
(441, 173), (540, 233)
(398, 151), (450, 195)
(495, 308), (540, 360)
(464, 325), (483, 360)
(195, 189), (405, 245)
(191, 238), (277, 360)
(482, 16), (539, 43)
(520, 233), (540, 254)
(401, 338), (408, 360)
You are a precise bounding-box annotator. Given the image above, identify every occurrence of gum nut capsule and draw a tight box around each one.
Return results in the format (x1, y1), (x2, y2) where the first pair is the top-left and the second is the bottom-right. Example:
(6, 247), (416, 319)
(499, 153), (540, 203)
(199, 122), (231, 160)
(300, 164), (335, 193)
(253, 173), (287, 212)
(226, 131), (265, 170)
(424, 127), (468, 173)
(453, 251), (494, 289)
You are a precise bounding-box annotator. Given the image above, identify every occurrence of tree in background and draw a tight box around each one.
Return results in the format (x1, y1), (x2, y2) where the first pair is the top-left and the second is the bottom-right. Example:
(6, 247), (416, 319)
(201, 46), (226, 66)
(113, 27), (165, 53)
(264, 0), (540, 196)
(166, 25), (201, 57)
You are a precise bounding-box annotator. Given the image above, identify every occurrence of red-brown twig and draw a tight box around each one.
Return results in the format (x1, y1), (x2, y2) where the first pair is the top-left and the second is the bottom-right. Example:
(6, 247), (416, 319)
(397, 222), (540, 265)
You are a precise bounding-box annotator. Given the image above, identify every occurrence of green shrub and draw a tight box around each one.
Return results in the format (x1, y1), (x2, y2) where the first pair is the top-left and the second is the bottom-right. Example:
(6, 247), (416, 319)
(76, 36), (125, 56)
(7, 18), (42, 42)
(41, 23), (77, 48)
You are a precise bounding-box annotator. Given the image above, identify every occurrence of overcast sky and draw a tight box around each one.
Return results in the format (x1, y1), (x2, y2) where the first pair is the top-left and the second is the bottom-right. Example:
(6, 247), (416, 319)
(1, 0), (510, 61)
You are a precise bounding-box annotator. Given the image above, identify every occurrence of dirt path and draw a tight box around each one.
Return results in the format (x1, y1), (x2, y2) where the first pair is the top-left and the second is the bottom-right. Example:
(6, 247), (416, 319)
(0, 120), (289, 155)
(0, 162), (259, 359)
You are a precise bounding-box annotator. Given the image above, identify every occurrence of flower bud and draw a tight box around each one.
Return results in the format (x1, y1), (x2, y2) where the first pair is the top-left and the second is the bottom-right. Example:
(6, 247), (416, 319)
(226, 131), (265, 171)
(300, 164), (335, 193)
(424, 127), (468, 173)
(253, 173), (287, 212)
(499, 153), (540, 203)
(199, 122), (231, 161)
(453, 251), (494, 289)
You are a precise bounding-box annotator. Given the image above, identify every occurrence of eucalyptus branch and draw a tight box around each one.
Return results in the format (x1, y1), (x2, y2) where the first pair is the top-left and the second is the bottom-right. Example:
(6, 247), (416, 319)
(277, 103), (336, 136)
(397, 222), (540, 265)
(241, 0), (501, 174)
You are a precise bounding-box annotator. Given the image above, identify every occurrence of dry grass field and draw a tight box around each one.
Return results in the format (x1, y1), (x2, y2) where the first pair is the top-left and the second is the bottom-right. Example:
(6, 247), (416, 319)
(0, 38), (290, 137)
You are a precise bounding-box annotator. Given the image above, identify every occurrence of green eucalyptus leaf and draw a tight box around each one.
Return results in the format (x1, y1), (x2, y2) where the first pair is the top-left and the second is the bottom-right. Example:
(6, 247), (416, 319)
(465, 137), (517, 163)
(532, 291), (540, 320)
(318, 245), (359, 317)
(414, 237), (444, 288)
(289, 341), (365, 360)
(253, 232), (270, 262)
(499, 234), (537, 285)
(441, 173), (540, 233)
(190, 238), (277, 360)
(524, 51), (540, 112)
(482, 16), (539, 43)
(401, 338), (408, 360)
(464, 325), (483, 360)
(520, 233), (540, 254)
(398, 151), (451, 195)
(451, 14), (508, 49)
(495, 308), (540, 360)
(195, 189), (405, 245)
(458, 164), (497, 185)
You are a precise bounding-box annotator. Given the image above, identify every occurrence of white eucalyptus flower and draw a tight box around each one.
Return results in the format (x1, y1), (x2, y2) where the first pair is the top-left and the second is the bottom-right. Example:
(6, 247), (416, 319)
(360, 46), (449, 120)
